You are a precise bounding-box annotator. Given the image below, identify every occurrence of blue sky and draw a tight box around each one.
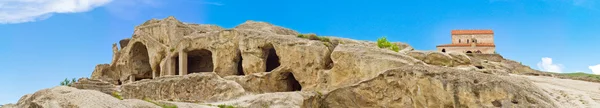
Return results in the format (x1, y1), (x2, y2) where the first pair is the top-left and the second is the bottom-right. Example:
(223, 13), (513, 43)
(1, 0), (599, 104)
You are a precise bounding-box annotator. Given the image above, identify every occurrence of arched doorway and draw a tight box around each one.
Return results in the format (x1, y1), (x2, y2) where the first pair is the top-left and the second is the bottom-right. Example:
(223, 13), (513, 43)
(237, 50), (245, 75)
(285, 72), (302, 91)
(264, 44), (280, 72)
(187, 49), (214, 73)
(130, 42), (152, 81)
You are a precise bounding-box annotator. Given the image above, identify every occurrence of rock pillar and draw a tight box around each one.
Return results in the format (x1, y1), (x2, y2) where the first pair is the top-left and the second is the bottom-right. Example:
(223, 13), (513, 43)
(179, 52), (188, 75)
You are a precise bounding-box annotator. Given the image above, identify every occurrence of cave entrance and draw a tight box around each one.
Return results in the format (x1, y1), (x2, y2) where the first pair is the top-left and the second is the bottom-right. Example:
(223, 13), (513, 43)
(187, 49), (214, 73)
(172, 55), (180, 75)
(265, 45), (280, 72)
(130, 42), (152, 80)
(442, 49), (446, 53)
(237, 51), (245, 75)
(466, 51), (473, 53)
(285, 72), (302, 91)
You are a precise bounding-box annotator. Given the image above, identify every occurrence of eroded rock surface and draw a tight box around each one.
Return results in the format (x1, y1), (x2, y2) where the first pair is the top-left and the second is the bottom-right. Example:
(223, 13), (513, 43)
(121, 73), (246, 103)
(321, 65), (557, 108)
(70, 78), (117, 95)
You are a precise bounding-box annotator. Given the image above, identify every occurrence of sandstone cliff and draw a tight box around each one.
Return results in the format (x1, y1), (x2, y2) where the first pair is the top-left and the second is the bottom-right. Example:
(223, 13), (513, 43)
(4, 16), (600, 108)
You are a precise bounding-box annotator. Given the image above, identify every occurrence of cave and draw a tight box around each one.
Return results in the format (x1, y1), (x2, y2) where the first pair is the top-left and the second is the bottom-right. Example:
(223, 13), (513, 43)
(442, 49), (446, 53)
(237, 52), (245, 75)
(466, 51), (473, 53)
(265, 46), (280, 72)
(130, 42), (152, 80)
(187, 49), (214, 73)
(285, 72), (302, 91)
(173, 55), (180, 75)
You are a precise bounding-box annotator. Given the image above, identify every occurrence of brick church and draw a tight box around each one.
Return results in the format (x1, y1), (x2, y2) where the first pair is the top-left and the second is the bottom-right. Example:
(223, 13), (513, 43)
(436, 30), (496, 54)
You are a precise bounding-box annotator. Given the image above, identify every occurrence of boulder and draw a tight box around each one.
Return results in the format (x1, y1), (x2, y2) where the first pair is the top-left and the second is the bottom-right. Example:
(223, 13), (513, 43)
(119, 38), (131, 49)
(448, 52), (471, 65)
(12, 86), (160, 108)
(423, 52), (455, 66)
(70, 78), (117, 95)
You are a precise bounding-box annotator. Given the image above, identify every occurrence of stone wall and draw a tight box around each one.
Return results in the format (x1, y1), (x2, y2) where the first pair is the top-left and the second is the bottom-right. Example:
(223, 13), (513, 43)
(437, 46), (495, 54)
(451, 34), (494, 44)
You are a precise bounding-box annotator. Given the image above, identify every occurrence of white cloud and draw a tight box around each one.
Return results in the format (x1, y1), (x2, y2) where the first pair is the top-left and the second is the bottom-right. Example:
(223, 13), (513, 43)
(0, 0), (113, 24)
(589, 64), (600, 75)
(103, 0), (163, 21)
(537, 57), (564, 73)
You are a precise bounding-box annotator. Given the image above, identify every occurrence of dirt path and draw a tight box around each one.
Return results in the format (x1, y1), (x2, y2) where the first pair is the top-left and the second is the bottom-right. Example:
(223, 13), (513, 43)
(514, 74), (600, 107)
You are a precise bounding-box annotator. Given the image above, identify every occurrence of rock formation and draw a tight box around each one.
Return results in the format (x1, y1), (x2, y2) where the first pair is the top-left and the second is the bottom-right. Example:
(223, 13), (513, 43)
(4, 16), (600, 108)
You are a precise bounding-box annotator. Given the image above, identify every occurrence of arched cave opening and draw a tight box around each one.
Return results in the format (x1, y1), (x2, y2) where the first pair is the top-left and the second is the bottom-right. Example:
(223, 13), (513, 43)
(265, 45), (280, 72)
(130, 42), (152, 80)
(442, 49), (446, 53)
(173, 55), (180, 75)
(285, 72), (302, 91)
(187, 49), (214, 73)
(466, 51), (473, 53)
(237, 51), (245, 75)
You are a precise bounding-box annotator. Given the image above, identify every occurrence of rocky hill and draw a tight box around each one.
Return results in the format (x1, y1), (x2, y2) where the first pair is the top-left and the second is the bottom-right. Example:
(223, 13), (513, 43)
(3, 16), (599, 108)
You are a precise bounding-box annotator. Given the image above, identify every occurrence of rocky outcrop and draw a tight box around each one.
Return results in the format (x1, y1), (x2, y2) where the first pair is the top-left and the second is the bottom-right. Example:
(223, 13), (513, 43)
(10, 16), (598, 108)
(70, 78), (117, 95)
(11, 86), (159, 108)
(90, 64), (120, 84)
(327, 44), (423, 89)
(407, 51), (471, 67)
(467, 54), (544, 75)
(320, 65), (557, 108)
(120, 73), (246, 103)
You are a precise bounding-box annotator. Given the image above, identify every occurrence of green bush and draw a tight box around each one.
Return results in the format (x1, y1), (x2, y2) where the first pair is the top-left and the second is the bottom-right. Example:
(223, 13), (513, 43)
(60, 78), (77, 86)
(217, 104), (236, 108)
(144, 97), (178, 108)
(298, 34), (331, 43)
(112, 91), (123, 100)
(297, 34), (307, 38)
(377, 37), (400, 52)
(390, 44), (400, 52)
(317, 36), (330, 43)
(377, 37), (391, 48)
(560, 72), (600, 81)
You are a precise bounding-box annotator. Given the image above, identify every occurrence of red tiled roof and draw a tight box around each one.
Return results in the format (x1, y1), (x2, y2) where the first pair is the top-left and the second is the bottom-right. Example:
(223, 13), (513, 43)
(436, 43), (496, 47)
(451, 30), (494, 35)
